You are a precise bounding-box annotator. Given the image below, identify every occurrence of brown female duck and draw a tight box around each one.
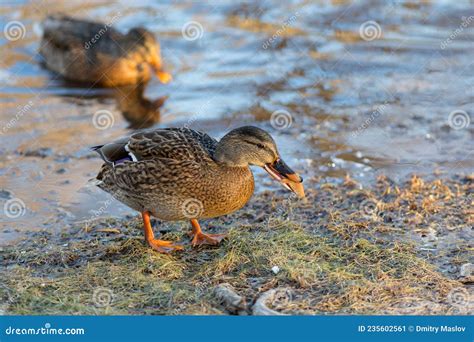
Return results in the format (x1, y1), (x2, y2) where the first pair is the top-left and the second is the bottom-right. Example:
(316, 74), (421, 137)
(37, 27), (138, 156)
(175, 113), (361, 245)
(92, 126), (304, 253)
(40, 15), (171, 86)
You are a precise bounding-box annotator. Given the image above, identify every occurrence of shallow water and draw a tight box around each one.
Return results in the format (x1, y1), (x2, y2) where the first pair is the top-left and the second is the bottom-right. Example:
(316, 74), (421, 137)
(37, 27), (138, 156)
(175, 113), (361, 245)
(0, 0), (473, 245)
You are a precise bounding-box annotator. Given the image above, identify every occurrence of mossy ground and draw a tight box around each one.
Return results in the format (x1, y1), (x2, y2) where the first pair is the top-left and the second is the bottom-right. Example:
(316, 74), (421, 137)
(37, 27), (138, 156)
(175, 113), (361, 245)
(1, 174), (472, 315)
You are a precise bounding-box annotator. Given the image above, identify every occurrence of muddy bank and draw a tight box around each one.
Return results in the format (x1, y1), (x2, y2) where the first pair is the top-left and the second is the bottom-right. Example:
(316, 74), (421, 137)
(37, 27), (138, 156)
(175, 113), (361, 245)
(1, 174), (472, 315)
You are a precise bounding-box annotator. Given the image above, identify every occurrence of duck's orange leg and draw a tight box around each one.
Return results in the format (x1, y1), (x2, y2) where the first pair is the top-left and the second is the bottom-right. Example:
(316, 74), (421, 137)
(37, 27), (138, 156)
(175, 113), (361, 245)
(190, 219), (227, 247)
(142, 211), (183, 253)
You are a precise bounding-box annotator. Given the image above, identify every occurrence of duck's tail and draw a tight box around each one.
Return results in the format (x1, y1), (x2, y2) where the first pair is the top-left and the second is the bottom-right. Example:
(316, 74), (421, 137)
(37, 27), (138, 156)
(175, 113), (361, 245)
(90, 141), (136, 167)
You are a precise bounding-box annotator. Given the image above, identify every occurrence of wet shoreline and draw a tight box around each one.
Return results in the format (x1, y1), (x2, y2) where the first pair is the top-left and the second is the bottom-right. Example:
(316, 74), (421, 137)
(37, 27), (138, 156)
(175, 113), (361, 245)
(0, 1), (473, 315)
(1, 1), (473, 244)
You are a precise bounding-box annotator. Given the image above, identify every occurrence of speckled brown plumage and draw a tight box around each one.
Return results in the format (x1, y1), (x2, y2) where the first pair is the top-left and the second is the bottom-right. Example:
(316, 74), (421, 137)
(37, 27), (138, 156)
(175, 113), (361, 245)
(95, 128), (255, 221)
(40, 15), (169, 86)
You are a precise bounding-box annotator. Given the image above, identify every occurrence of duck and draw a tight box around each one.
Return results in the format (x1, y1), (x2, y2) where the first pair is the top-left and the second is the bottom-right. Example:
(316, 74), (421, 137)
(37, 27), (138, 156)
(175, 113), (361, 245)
(39, 14), (172, 87)
(92, 126), (305, 253)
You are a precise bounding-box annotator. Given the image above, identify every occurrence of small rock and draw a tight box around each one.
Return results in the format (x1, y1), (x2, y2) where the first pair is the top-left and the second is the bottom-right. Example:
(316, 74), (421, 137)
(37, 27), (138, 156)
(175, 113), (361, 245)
(213, 283), (246, 314)
(420, 227), (438, 242)
(54, 155), (71, 163)
(271, 266), (280, 274)
(252, 288), (292, 316)
(23, 147), (53, 158)
(0, 189), (12, 200)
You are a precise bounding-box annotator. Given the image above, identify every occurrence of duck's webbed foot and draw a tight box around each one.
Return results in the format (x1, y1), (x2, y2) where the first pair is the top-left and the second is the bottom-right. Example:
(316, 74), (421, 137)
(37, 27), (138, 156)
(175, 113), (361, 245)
(147, 238), (184, 253)
(192, 232), (227, 246)
(142, 211), (183, 253)
(190, 219), (227, 247)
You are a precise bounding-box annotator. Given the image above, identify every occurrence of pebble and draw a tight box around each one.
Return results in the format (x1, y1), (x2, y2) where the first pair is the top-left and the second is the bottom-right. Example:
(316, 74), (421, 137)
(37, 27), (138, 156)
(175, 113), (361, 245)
(213, 283), (246, 314)
(0, 189), (12, 200)
(23, 147), (53, 158)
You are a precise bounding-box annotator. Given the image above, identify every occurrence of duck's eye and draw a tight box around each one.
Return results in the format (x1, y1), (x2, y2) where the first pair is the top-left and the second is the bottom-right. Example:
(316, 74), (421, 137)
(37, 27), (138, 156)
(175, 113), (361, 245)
(256, 143), (265, 149)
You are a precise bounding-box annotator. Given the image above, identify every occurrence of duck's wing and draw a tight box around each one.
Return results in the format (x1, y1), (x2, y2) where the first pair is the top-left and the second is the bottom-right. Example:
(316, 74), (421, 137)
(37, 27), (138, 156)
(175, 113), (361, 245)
(42, 15), (92, 50)
(93, 128), (218, 189)
(41, 15), (125, 58)
(128, 128), (218, 162)
(92, 128), (217, 166)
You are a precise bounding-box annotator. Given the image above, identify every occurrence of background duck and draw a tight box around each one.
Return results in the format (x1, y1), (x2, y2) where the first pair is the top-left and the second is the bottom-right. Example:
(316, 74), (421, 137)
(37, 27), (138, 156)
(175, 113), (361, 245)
(92, 126), (304, 253)
(39, 14), (172, 87)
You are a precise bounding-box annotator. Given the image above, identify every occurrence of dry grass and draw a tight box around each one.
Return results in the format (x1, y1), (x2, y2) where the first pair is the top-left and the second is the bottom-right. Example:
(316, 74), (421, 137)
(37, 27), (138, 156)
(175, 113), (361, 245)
(1, 174), (472, 315)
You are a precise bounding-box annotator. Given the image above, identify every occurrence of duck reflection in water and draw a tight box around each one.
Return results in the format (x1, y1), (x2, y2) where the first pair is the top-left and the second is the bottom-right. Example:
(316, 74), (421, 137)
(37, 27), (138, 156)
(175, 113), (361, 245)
(113, 82), (167, 129)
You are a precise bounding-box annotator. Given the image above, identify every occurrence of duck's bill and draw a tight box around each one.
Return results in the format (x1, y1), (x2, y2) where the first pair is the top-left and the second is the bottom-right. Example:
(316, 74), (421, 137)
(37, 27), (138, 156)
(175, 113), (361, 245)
(156, 70), (172, 84)
(263, 159), (305, 198)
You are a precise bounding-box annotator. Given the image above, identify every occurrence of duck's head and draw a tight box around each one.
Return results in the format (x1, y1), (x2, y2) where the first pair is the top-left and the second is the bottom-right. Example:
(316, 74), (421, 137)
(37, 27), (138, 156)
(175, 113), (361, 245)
(128, 28), (172, 84)
(215, 126), (305, 198)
